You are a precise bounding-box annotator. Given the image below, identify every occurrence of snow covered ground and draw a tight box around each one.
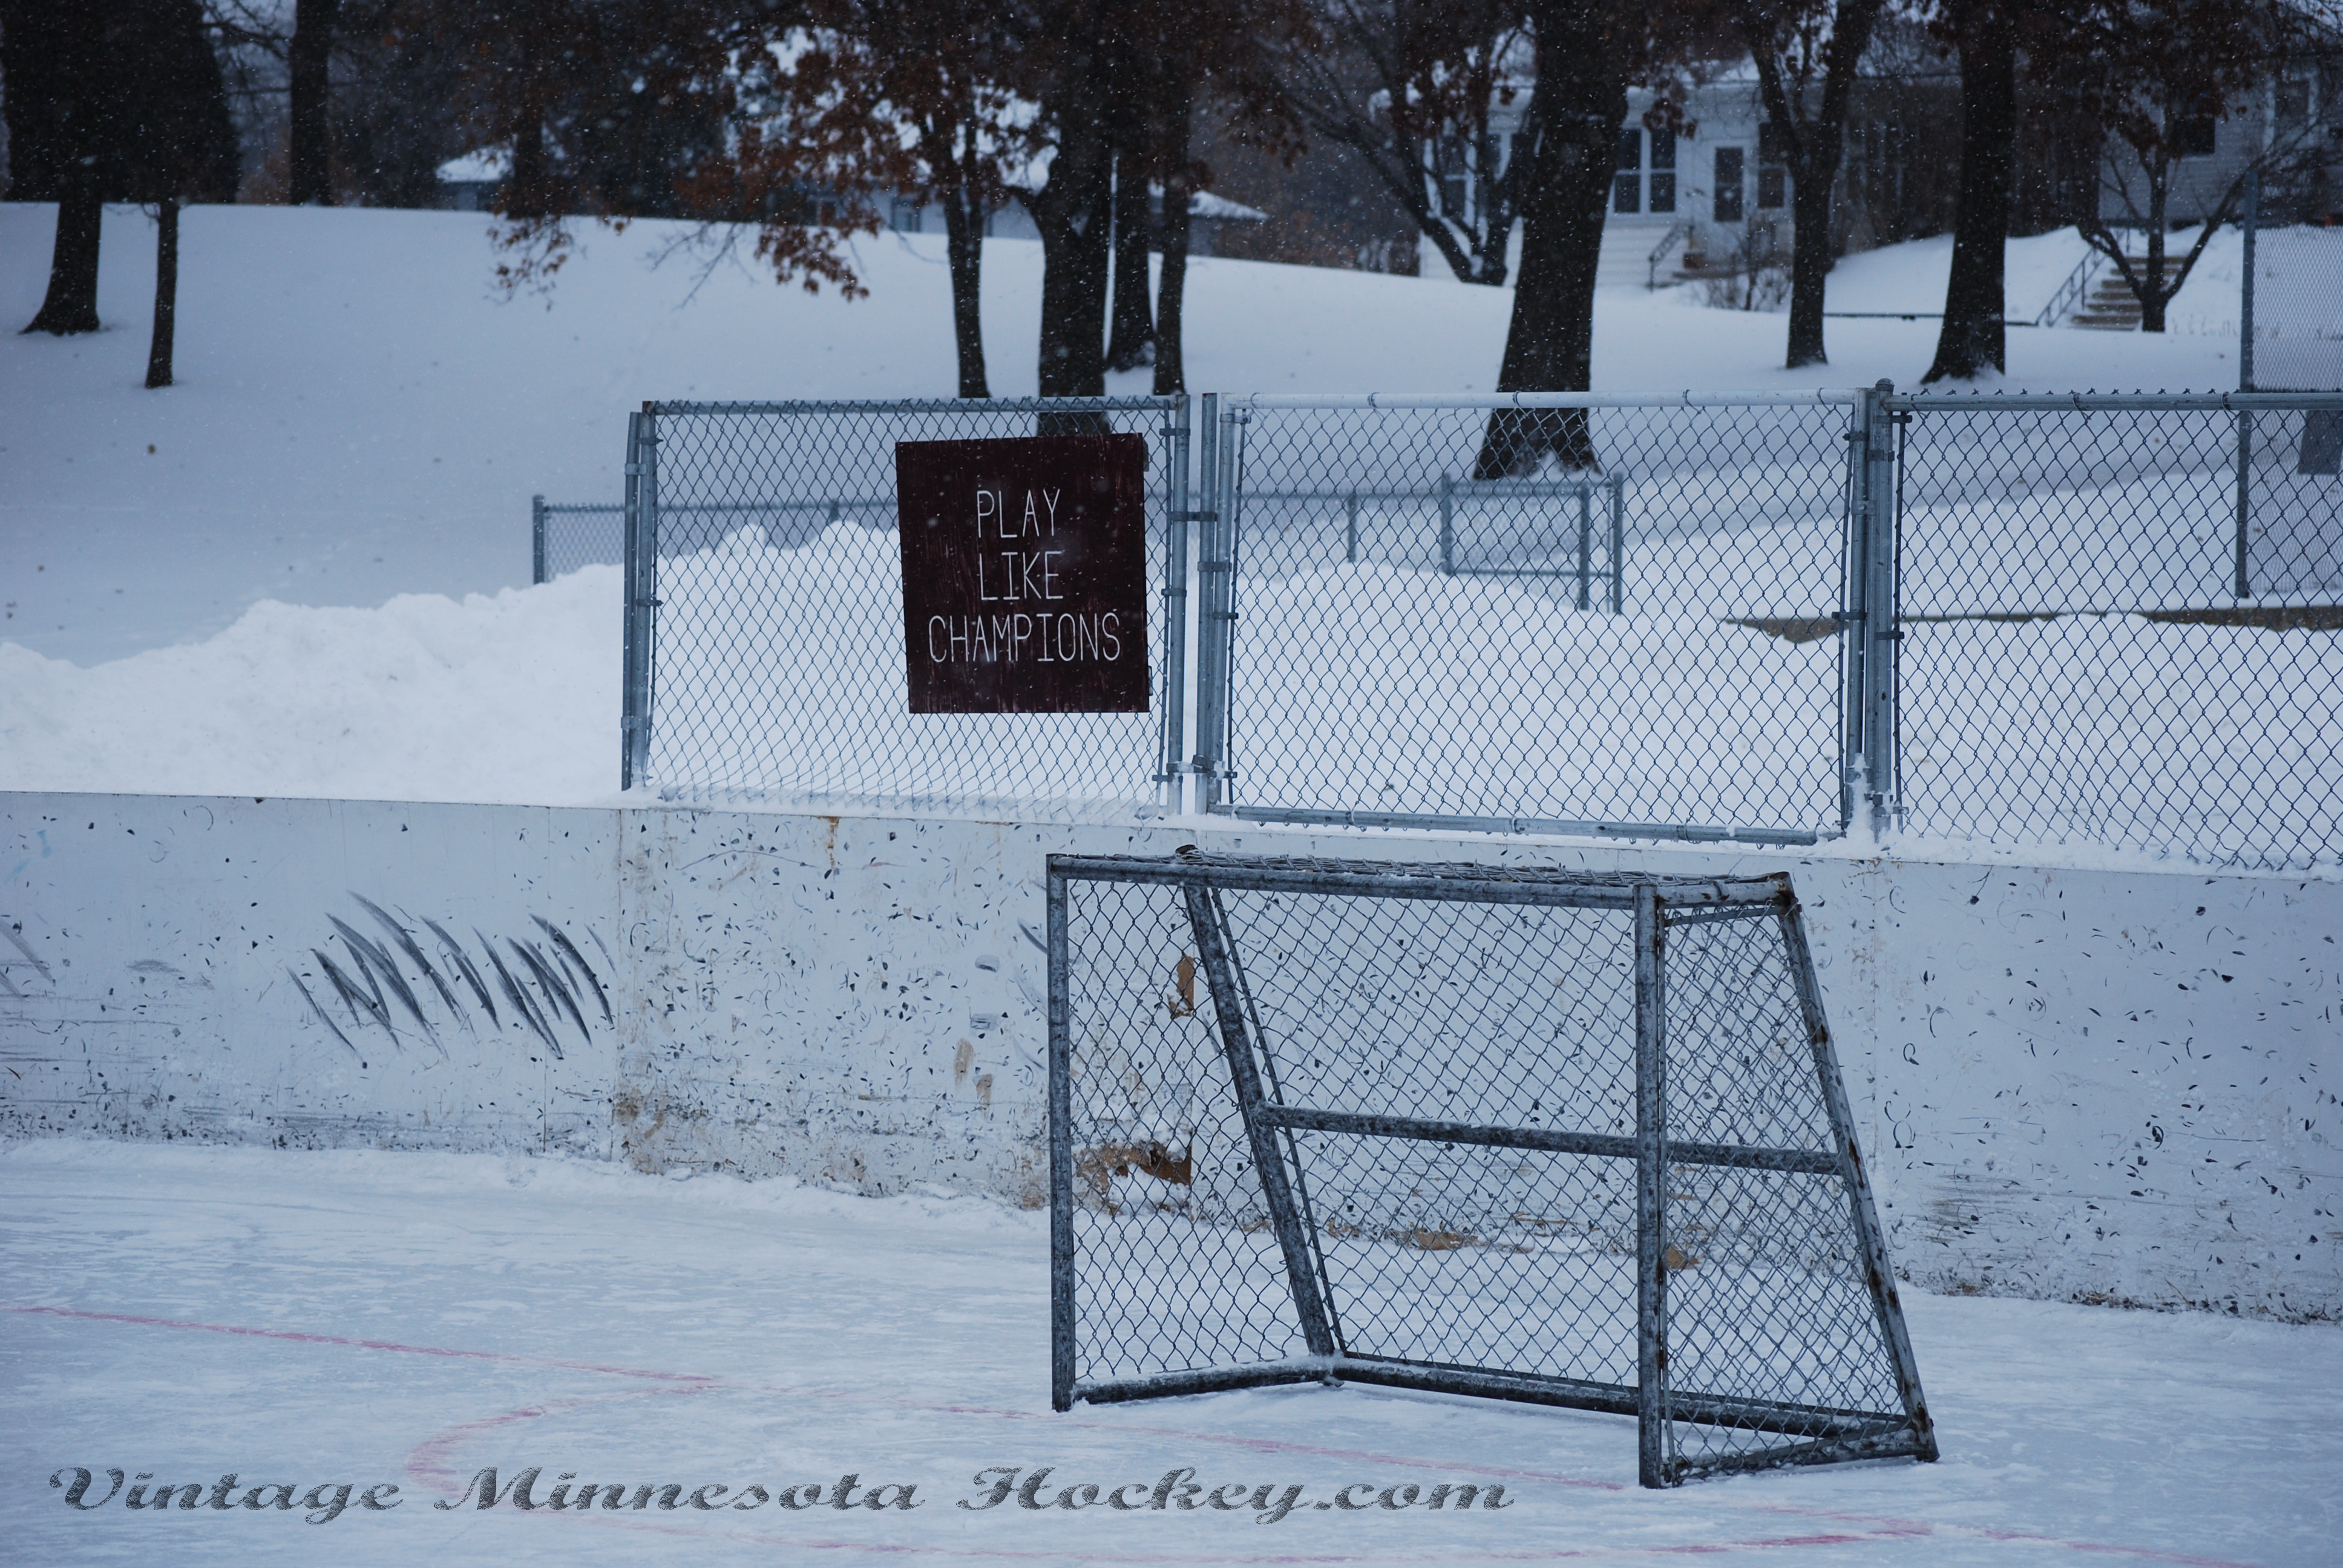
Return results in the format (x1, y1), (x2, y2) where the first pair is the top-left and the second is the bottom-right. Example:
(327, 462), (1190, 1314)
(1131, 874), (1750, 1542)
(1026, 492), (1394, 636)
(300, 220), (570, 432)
(2, 1140), (2336, 1567)
(0, 201), (2287, 817)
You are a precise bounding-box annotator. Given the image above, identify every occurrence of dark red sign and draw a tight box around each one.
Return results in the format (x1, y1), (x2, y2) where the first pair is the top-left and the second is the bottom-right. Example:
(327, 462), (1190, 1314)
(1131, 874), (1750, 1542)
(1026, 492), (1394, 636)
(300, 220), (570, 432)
(895, 435), (1151, 714)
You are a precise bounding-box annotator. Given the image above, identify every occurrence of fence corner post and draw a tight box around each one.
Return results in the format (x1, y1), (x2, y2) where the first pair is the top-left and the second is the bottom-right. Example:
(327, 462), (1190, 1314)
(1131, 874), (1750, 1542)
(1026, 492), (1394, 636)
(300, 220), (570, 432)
(531, 495), (547, 586)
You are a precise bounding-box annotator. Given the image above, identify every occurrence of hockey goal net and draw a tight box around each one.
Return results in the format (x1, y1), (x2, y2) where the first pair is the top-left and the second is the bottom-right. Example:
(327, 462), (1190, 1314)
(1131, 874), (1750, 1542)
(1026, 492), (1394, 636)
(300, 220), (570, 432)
(1045, 851), (1935, 1486)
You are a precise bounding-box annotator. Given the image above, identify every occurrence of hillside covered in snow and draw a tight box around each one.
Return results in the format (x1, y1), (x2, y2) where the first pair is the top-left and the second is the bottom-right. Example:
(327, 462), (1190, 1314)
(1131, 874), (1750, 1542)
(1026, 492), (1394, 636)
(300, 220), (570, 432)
(0, 203), (2252, 806)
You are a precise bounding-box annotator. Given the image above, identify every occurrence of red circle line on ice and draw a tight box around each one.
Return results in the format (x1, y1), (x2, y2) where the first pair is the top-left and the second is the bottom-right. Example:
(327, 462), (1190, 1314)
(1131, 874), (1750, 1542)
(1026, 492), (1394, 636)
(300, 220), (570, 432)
(4, 1302), (2275, 1568)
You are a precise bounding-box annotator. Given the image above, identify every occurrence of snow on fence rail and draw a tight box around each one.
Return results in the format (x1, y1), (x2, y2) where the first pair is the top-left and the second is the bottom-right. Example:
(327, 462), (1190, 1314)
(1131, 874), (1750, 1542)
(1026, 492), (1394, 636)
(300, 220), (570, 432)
(600, 388), (2343, 868)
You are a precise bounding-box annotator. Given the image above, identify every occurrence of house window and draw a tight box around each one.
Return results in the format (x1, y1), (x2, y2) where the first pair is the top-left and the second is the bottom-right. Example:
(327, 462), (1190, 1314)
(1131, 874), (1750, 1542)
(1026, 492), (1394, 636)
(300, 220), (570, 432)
(1650, 125), (1677, 212)
(1715, 146), (1745, 222)
(2276, 73), (2311, 132)
(1615, 129), (1642, 213)
(2176, 116), (2217, 157)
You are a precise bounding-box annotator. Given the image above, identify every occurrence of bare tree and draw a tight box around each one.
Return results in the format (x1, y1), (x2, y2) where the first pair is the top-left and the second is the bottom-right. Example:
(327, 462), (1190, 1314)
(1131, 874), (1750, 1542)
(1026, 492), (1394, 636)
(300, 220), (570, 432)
(1475, 0), (1704, 475)
(824, 0), (1029, 397)
(1922, 0), (2019, 380)
(1733, 0), (1889, 368)
(287, 0), (342, 203)
(1270, 0), (1533, 285)
(2069, 0), (2290, 332)
(7, 3), (111, 334)
(7, 0), (236, 346)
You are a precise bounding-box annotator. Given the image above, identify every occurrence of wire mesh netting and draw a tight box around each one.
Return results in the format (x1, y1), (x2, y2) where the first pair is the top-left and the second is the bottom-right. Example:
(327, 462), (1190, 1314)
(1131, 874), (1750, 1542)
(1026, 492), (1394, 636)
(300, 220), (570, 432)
(615, 390), (2341, 866)
(637, 399), (1184, 814)
(1050, 854), (1932, 1485)
(1211, 398), (1856, 841)
(1656, 912), (1907, 1474)
(536, 502), (626, 582)
(1891, 396), (2343, 866)
(2247, 224), (2343, 394)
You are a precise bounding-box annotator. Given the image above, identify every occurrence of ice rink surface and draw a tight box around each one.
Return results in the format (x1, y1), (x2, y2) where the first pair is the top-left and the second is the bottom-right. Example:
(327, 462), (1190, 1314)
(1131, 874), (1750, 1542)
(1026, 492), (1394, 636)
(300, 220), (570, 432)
(4, 1140), (2336, 1567)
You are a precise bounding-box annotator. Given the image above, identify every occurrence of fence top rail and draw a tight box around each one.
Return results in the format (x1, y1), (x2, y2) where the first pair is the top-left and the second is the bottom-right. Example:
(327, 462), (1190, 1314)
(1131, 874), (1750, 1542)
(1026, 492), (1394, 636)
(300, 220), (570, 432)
(1887, 389), (2343, 412)
(644, 396), (1182, 417)
(1242, 475), (1625, 503)
(540, 503), (627, 515)
(1047, 851), (1792, 909)
(1230, 390), (1864, 411)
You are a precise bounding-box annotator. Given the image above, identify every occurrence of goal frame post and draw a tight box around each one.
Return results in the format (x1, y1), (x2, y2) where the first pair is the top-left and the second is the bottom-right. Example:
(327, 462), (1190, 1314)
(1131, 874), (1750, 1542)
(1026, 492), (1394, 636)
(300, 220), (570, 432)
(1046, 851), (1936, 1487)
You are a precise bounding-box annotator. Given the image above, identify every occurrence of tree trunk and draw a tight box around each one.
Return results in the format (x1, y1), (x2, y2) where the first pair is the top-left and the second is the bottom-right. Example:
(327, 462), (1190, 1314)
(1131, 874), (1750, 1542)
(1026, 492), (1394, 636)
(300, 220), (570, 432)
(146, 197), (179, 387)
(1475, 0), (1624, 477)
(2139, 174), (2169, 332)
(1924, 1), (2016, 382)
(25, 186), (103, 335)
(288, 0), (341, 206)
(942, 172), (990, 398)
(1032, 174), (1111, 404)
(1024, 106), (1114, 414)
(1152, 102), (1194, 397)
(1105, 153), (1156, 372)
(1783, 126), (1843, 367)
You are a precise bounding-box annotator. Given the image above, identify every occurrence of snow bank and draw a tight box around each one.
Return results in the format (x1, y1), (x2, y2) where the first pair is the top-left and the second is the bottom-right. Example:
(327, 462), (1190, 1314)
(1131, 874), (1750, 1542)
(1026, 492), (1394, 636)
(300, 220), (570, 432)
(0, 569), (620, 805)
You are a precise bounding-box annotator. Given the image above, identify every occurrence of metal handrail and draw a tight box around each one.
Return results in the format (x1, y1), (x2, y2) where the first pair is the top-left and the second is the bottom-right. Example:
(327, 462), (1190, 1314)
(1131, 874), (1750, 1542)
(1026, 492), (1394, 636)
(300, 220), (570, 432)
(1647, 221), (1694, 290)
(2034, 243), (2107, 328)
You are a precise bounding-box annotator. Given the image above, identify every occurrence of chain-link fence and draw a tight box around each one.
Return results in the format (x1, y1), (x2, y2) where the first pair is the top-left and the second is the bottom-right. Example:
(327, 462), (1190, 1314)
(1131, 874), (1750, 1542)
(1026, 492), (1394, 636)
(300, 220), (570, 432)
(623, 398), (1188, 814)
(2242, 158), (2343, 397)
(1201, 394), (1861, 844)
(615, 387), (2342, 867)
(1046, 852), (1936, 1486)
(532, 498), (626, 583)
(1893, 391), (2343, 867)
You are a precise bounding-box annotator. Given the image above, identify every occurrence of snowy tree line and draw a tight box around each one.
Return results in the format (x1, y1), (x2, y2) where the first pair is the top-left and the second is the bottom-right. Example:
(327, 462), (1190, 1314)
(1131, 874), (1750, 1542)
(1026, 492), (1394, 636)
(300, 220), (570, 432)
(1, 1), (2333, 415)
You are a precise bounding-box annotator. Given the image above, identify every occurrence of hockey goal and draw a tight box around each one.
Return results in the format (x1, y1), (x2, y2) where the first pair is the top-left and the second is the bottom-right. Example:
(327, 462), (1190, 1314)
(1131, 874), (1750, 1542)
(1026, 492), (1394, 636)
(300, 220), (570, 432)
(1045, 851), (1936, 1486)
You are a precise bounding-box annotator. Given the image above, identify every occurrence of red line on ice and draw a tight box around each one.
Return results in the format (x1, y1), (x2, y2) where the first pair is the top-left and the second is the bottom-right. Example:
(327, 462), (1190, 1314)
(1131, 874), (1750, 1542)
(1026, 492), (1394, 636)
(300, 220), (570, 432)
(2, 1301), (717, 1383)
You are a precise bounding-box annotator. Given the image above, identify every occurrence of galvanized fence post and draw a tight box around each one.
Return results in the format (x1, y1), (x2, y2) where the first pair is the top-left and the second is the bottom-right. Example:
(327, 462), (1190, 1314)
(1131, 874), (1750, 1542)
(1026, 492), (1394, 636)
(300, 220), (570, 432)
(1608, 471), (1627, 614)
(2236, 166), (2259, 598)
(1837, 393), (1870, 835)
(619, 407), (659, 792)
(531, 495), (548, 586)
(1862, 382), (1903, 838)
(1438, 475), (1456, 575)
(1047, 870), (1077, 1411)
(1840, 381), (1901, 838)
(1158, 395), (1193, 808)
(1189, 394), (1223, 808)
(1576, 482), (1594, 612)
(1633, 882), (1669, 1488)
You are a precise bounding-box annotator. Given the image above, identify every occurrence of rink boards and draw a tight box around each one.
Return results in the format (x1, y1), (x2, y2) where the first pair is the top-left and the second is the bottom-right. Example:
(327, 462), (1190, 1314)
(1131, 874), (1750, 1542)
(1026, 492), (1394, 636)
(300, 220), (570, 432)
(1, 790), (2336, 1321)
